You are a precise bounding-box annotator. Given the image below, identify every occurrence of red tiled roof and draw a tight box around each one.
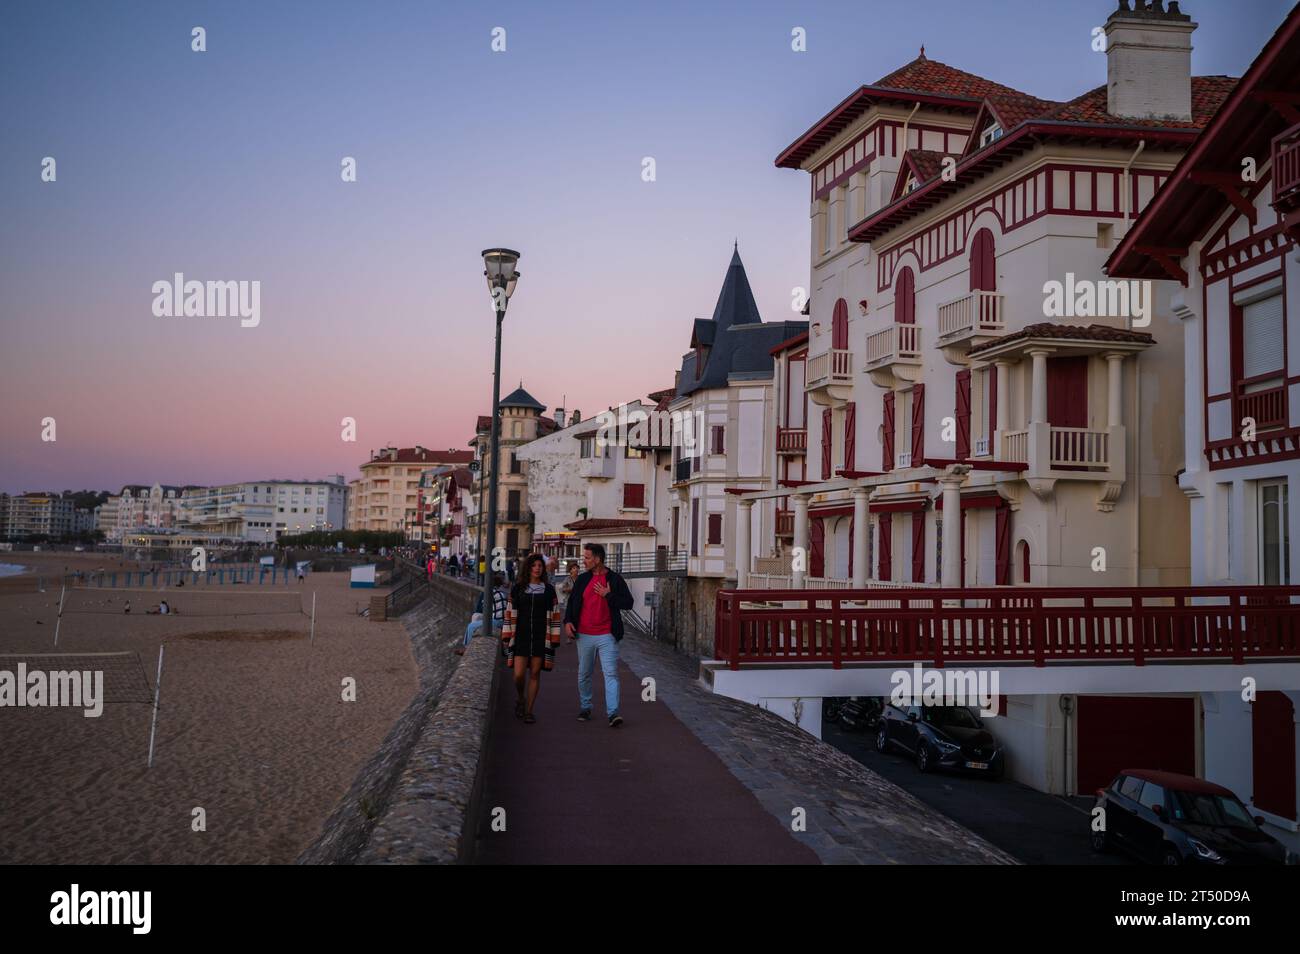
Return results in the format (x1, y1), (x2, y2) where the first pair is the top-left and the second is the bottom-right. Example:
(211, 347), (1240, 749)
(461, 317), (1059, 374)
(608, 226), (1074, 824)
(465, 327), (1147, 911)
(983, 92), (1061, 131)
(363, 447), (473, 466)
(968, 323), (1155, 355)
(1043, 76), (1235, 129)
(873, 55), (1034, 101)
(563, 517), (655, 535)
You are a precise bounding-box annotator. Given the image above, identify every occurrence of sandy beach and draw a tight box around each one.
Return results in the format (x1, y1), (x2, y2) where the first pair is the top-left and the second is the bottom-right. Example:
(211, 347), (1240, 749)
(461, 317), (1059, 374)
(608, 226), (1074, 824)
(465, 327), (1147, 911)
(0, 552), (418, 864)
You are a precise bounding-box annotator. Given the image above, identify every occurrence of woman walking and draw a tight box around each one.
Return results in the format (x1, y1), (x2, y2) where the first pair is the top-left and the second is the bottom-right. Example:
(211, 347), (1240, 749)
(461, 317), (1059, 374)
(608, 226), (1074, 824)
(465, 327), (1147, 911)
(502, 554), (560, 724)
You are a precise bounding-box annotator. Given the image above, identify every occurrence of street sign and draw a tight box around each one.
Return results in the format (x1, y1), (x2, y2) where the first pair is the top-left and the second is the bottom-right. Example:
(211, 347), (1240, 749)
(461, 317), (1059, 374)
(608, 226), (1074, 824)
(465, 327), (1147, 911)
(469, 461), (480, 472)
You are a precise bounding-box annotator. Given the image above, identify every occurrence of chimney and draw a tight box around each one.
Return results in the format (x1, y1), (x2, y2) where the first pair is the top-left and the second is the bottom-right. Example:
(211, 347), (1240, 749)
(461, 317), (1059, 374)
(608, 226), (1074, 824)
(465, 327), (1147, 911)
(1104, 1), (1196, 122)
(570, 409), (581, 426)
(555, 406), (566, 427)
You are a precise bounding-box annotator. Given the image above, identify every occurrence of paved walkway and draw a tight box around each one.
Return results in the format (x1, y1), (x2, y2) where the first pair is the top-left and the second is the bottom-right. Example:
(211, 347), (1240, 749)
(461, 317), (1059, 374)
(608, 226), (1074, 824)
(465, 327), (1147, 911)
(473, 637), (816, 864)
(474, 632), (1015, 865)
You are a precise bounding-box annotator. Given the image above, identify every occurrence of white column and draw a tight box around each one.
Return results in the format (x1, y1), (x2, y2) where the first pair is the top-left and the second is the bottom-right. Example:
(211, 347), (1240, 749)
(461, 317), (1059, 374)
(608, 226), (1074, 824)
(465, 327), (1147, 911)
(736, 498), (753, 589)
(851, 486), (870, 588)
(793, 493), (810, 588)
(1029, 350), (1050, 424)
(939, 465), (971, 589)
(995, 361), (1010, 435)
(1106, 353), (1125, 428)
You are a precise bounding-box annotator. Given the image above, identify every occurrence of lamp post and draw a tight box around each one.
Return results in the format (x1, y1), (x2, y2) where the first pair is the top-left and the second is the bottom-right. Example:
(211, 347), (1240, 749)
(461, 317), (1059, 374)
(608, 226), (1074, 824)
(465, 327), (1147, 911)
(481, 247), (520, 634)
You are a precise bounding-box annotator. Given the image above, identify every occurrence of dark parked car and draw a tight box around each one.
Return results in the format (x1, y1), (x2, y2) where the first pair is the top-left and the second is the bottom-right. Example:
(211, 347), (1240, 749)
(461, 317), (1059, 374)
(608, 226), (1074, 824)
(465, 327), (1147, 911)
(1091, 769), (1296, 865)
(875, 703), (1004, 778)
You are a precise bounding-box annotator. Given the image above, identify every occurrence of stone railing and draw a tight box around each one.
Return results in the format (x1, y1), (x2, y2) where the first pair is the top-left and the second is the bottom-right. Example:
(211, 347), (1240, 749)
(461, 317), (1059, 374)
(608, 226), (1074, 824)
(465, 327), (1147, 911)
(298, 573), (497, 865)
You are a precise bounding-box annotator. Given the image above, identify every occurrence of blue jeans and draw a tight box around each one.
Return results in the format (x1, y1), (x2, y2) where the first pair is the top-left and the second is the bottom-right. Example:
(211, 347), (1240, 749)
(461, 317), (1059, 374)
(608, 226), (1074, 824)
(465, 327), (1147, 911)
(577, 633), (619, 716)
(464, 618), (501, 646)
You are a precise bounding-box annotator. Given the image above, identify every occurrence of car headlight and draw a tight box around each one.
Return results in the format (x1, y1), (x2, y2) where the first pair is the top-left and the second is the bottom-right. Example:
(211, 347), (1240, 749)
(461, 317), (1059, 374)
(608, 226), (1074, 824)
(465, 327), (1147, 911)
(1188, 839), (1223, 862)
(936, 739), (961, 753)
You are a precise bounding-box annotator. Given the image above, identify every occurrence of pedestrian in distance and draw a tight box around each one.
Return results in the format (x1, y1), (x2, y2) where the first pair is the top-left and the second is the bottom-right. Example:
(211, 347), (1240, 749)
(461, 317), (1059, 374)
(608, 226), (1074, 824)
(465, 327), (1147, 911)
(563, 542), (634, 727)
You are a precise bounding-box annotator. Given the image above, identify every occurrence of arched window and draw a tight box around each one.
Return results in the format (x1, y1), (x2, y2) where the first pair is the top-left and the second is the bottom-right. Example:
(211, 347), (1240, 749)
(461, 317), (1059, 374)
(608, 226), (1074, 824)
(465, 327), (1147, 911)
(831, 298), (849, 349)
(970, 228), (996, 292)
(895, 267), (915, 324)
(1017, 539), (1031, 584)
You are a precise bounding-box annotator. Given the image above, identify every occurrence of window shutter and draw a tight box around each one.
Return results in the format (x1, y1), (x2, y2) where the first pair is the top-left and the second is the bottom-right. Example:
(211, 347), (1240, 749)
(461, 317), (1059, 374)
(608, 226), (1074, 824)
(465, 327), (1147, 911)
(970, 228), (996, 292)
(821, 407), (833, 479)
(844, 402), (856, 472)
(690, 499), (699, 556)
(897, 268), (915, 324)
(878, 513), (892, 581)
(810, 518), (825, 578)
(911, 512), (926, 583)
(911, 383), (925, 466)
(882, 392), (895, 472)
(623, 483), (645, 509)
(711, 425), (725, 455)
(832, 298), (849, 349)
(1242, 295), (1284, 379)
(995, 503), (1010, 585)
(707, 513), (722, 545)
(988, 365), (998, 450)
(1047, 357), (1088, 428)
(955, 371), (971, 460)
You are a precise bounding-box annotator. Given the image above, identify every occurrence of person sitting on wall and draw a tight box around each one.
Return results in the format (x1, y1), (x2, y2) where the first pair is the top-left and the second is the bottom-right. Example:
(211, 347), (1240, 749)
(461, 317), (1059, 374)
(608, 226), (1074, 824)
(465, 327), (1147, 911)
(455, 574), (508, 656)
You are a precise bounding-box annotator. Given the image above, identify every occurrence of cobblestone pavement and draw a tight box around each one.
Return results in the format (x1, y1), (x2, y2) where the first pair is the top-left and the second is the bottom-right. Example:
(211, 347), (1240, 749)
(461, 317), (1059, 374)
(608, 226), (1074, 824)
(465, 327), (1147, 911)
(618, 633), (1018, 864)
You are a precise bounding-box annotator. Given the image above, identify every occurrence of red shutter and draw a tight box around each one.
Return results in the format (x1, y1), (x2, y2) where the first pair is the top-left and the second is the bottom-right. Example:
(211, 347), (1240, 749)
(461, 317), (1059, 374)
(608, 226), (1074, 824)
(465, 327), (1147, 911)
(707, 513), (722, 545)
(848, 515), (855, 578)
(623, 483), (645, 509)
(970, 228), (996, 292)
(843, 402), (856, 472)
(995, 504), (1010, 585)
(911, 512), (926, 583)
(1047, 356), (1088, 428)
(809, 518), (825, 578)
(821, 407), (833, 479)
(1253, 693), (1298, 820)
(878, 513), (892, 581)
(911, 383), (925, 466)
(897, 268), (915, 324)
(832, 298), (849, 349)
(882, 392), (895, 472)
(955, 370), (971, 460)
(690, 499), (699, 556)
(988, 365), (998, 452)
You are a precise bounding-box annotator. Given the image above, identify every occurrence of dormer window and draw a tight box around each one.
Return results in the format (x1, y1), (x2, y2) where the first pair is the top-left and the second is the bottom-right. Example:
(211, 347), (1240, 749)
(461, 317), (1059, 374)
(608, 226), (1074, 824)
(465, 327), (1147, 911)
(980, 123), (1003, 147)
(903, 175), (919, 194)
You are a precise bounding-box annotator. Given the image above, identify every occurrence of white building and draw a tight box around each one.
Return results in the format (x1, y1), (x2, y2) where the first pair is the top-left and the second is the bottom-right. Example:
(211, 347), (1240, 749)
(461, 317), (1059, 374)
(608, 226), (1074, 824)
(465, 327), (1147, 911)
(1109, 3), (1300, 847)
(181, 477), (347, 542)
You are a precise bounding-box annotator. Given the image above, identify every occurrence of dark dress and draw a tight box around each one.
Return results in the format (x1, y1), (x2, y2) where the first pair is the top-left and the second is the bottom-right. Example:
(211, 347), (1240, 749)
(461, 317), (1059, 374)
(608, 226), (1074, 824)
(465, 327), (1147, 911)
(511, 583), (557, 663)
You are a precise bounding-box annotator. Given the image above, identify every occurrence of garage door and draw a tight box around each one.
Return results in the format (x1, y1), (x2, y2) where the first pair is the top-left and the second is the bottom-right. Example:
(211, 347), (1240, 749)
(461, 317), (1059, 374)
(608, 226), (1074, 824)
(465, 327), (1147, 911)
(1076, 696), (1196, 794)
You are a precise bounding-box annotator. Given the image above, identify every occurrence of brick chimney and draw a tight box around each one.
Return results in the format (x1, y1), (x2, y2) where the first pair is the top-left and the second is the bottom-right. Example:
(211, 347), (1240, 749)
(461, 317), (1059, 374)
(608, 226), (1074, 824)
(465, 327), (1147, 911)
(570, 410), (581, 426)
(1104, 1), (1196, 121)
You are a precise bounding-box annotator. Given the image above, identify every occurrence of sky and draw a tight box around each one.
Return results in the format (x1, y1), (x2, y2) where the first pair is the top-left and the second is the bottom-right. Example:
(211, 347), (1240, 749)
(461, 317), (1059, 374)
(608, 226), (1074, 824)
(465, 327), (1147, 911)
(0, 0), (1290, 493)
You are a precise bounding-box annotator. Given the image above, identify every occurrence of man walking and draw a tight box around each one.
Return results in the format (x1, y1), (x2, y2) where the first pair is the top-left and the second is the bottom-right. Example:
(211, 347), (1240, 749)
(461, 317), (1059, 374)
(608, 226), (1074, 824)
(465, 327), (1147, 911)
(563, 542), (634, 727)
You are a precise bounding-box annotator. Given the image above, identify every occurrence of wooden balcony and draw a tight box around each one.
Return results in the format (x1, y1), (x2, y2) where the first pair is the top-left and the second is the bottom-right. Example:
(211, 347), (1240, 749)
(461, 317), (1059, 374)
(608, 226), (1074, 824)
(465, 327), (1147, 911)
(805, 348), (854, 405)
(1237, 380), (1288, 432)
(864, 323), (922, 387)
(936, 291), (1005, 365)
(1000, 423), (1125, 509)
(776, 427), (807, 455)
(774, 510), (794, 537)
(1274, 123), (1300, 242)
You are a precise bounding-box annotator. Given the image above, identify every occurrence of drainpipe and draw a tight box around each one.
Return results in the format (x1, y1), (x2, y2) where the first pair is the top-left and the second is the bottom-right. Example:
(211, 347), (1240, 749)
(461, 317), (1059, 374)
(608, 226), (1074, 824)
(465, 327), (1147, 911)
(1121, 140), (1145, 236)
(1131, 356), (1141, 586)
(900, 102), (921, 157)
(1060, 694), (1075, 795)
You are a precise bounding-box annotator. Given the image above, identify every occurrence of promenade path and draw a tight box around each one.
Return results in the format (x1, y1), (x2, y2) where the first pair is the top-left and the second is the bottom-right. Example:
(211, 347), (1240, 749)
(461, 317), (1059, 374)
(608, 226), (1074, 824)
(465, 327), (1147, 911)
(473, 632), (1016, 865)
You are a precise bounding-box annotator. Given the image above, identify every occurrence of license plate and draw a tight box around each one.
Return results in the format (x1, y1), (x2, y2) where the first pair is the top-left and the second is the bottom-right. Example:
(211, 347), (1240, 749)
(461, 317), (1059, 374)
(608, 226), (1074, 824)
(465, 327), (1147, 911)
(965, 761), (989, 770)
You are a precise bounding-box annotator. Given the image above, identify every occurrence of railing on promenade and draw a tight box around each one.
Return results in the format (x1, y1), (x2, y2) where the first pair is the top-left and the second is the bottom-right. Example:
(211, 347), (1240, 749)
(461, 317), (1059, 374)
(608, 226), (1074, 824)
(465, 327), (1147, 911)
(713, 585), (1300, 671)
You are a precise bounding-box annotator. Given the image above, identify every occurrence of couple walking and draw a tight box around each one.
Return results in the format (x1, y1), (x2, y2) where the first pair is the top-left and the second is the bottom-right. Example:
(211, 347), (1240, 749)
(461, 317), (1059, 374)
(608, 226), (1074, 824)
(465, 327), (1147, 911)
(501, 542), (633, 727)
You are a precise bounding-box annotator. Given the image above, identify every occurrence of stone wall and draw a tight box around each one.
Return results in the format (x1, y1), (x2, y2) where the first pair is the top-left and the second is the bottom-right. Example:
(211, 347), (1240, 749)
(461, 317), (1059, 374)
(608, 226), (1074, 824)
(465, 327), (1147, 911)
(297, 574), (491, 864)
(653, 575), (729, 658)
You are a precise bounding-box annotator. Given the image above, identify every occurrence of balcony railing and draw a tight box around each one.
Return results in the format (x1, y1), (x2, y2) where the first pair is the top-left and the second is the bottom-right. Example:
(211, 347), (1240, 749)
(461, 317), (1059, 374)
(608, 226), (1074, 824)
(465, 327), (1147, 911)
(865, 323), (921, 367)
(1237, 381), (1288, 431)
(776, 427), (807, 454)
(715, 585), (1300, 670)
(580, 455), (616, 479)
(495, 510), (534, 524)
(1273, 123), (1300, 211)
(806, 349), (853, 391)
(673, 457), (693, 483)
(1002, 430), (1029, 462)
(937, 290), (1005, 340)
(775, 510), (794, 537)
(973, 436), (991, 457)
(1049, 427), (1109, 469)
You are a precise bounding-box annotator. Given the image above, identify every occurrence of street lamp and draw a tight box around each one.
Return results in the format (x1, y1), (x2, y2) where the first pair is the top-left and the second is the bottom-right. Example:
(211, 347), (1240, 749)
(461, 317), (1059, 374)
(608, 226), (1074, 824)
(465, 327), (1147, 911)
(481, 247), (520, 635)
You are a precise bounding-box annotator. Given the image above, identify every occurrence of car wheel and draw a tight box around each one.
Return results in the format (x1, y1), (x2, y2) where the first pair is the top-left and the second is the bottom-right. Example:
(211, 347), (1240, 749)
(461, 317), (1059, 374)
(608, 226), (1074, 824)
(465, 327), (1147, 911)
(875, 723), (889, 754)
(1162, 848), (1183, 866)
(916, 742), (933, 773)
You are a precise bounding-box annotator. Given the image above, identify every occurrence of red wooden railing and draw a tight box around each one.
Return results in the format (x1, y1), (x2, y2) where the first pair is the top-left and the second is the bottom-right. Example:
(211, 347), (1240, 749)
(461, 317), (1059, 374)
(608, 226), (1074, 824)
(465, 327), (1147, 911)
(1237, 381), (1287, 431)
(1273, 122), (1300, 211)
(714, 586), (1300, 670)
(777, 427), (808, 453)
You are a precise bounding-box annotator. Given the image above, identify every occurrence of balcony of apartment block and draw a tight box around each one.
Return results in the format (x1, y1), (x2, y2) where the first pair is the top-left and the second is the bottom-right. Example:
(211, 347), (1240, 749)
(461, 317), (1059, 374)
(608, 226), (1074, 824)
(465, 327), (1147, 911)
(997, 422), (1126, 510)
(580, 454), (616, 479)
(805, 348), (854, 406)
(1271, 121), (1300, 242)
(496, 509), (534, 526)
(864, 323), (922, 388)
(671, 456), (695, 486)
(1236, 376), (1289, 433)
(935, 290), (1005, 365)
(776, 426), (807, 456)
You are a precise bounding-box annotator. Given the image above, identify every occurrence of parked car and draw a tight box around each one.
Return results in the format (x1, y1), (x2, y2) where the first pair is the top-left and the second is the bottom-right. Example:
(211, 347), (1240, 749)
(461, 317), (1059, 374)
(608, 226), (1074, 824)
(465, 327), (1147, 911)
(875, 703), (1004, 778)
(1091, 769), (1295, 865)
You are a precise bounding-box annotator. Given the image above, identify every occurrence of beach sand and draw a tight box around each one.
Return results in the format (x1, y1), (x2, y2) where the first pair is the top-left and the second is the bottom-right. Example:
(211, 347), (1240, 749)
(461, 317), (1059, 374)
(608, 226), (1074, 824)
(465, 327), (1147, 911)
(0, 553), (418, 864)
